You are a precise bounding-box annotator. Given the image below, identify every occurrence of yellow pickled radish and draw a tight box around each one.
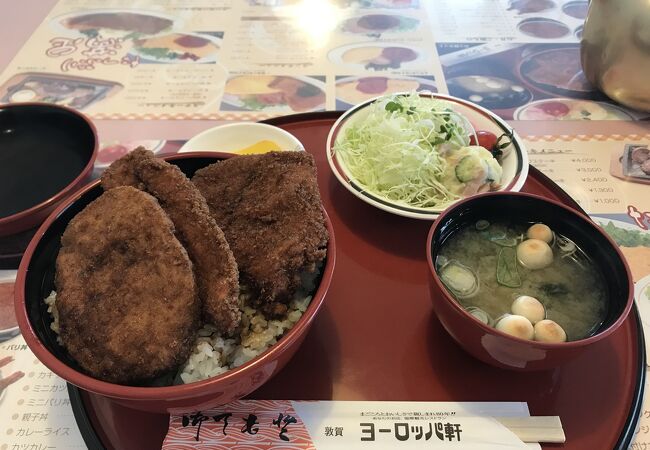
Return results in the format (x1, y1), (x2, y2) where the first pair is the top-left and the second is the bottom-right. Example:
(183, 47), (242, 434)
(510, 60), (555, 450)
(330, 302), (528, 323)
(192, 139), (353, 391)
(235, 140), (282, 155)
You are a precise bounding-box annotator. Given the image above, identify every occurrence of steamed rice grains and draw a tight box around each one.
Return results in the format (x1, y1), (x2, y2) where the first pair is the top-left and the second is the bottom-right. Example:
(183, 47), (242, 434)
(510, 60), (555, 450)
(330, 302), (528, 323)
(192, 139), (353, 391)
(43, 289), (312, 385)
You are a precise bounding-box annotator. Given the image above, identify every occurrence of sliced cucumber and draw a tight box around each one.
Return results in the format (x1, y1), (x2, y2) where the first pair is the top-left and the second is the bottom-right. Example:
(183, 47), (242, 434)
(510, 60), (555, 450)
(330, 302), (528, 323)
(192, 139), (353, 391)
(455, 155), (481, 183)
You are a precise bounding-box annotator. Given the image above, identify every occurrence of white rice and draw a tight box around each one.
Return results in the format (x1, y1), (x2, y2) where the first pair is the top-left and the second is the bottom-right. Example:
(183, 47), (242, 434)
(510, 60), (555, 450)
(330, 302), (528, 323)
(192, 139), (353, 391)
(44, 291), (62, 344)
(178, 290), (311, 384)
(44, 268), (319, 385)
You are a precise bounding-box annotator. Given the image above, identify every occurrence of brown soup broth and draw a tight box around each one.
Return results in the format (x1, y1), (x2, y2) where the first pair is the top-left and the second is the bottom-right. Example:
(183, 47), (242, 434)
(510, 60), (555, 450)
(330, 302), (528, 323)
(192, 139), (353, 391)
(436, 222), (608, 341)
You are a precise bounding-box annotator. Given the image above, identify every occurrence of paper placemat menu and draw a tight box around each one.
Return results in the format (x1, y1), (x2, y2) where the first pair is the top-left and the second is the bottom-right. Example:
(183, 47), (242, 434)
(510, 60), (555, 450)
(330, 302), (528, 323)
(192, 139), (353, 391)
(0, 0), (644, 121)
(0, 335), (85, 450)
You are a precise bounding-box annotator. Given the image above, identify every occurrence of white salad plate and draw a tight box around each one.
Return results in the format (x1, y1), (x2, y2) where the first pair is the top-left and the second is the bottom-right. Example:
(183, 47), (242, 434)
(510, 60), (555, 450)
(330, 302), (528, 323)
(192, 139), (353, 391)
(326, 92), (529, 220)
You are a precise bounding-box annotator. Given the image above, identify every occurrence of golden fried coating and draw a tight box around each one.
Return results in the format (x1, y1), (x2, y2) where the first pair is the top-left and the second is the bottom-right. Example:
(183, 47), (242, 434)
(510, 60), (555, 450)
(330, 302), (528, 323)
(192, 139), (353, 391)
(55, 187), (198, 384)
(192, 151), (329, 316)
(101, 148), (149, 191)
(100, 148), (241, 335)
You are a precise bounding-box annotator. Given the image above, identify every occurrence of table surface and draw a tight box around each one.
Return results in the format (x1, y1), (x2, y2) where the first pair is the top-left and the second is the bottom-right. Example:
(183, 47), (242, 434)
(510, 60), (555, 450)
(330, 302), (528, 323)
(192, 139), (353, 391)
(1, 1), (650, 450)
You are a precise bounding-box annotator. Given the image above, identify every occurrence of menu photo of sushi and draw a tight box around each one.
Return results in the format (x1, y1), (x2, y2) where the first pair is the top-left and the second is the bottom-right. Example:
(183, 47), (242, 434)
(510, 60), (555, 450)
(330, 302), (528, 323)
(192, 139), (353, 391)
(339, 13), (420, 37)
(335, 75), (436, 109)
(220, 75), (326, 113)
(51, 9), (176, 39)
(128, 32), (223, 64)
(328, 42), (427, 71)
(0, 72), (122, 111)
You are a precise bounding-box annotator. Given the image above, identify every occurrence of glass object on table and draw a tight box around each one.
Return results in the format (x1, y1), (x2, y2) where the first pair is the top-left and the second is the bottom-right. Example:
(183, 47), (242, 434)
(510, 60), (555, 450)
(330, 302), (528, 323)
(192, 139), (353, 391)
(581, 0), (650, 112)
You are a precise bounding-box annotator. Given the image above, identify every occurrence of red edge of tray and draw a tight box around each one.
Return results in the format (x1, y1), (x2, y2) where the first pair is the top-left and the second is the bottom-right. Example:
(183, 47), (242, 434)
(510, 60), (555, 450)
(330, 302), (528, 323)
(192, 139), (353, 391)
(65, 111), (645, 450)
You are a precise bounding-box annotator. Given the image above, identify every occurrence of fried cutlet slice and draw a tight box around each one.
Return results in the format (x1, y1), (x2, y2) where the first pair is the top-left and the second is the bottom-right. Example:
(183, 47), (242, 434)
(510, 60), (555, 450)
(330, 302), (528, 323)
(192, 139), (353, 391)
(101, 148), (149, 191)
(192, 151), (329, 316)
(55, 186), (199, 384)
(101, 148), (241, 335)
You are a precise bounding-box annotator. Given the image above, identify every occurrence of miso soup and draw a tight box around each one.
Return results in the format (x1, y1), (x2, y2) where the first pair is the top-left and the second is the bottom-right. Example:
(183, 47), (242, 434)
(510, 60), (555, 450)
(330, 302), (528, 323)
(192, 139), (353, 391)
(436, 220), (608, 341)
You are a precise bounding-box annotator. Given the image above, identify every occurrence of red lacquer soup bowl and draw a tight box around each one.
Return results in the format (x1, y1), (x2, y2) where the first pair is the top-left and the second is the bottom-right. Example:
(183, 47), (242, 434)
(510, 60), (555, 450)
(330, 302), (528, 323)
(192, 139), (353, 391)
(15, 152), (335, 413)
(426, 191), (633, 371)
(0, 103), (97, 237)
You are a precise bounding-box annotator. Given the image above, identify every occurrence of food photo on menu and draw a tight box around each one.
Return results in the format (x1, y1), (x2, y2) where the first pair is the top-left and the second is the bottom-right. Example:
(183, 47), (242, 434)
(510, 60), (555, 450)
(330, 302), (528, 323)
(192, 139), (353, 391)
(2, 0), (650, 449)
(334, 75), (437, 109)
(221, 75), (326, 113)
(436, 42), (645, 120)
(129, 32), (223, 64)
(0, 72), (122, 110)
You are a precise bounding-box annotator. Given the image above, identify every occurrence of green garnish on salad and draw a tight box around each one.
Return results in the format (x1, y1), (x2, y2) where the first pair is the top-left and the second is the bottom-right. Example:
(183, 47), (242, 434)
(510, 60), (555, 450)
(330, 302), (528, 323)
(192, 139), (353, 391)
(333, 93), (503, 209)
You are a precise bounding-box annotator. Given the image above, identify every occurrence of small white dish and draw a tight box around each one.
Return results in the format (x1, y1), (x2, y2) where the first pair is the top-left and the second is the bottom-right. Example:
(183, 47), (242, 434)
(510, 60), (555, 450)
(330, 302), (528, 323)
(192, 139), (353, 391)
(179, 122), (305, 154)
(326, 92), (529, 220)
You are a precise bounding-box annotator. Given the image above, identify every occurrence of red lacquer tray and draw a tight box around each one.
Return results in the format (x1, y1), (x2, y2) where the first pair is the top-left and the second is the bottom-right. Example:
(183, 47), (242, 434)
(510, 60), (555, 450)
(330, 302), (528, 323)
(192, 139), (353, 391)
(67, 112), (645, 450)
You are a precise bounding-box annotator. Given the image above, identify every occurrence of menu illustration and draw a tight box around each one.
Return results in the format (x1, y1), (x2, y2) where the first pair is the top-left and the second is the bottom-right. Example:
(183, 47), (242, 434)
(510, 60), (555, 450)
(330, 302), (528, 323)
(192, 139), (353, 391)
(0, 0), (642, 120)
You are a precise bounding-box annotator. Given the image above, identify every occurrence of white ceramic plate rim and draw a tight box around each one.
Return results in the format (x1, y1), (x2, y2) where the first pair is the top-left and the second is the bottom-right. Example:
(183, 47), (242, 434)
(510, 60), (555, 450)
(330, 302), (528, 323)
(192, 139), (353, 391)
(178, 122), (305, 153)
(326, 92), (529, 220)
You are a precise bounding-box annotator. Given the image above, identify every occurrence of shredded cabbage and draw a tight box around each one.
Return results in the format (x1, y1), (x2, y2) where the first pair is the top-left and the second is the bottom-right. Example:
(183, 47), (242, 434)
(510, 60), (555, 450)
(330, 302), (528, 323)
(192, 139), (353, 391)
(334, 93), (476, 209)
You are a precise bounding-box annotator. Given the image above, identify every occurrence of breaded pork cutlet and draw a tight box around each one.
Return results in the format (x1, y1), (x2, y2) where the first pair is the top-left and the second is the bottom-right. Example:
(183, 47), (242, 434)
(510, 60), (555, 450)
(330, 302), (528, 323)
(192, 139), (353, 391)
(101, 149), (241, 335)
(55, 186), (198, 384)
(192, 151), (329, 316)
